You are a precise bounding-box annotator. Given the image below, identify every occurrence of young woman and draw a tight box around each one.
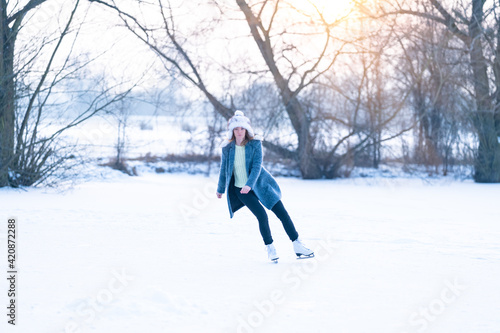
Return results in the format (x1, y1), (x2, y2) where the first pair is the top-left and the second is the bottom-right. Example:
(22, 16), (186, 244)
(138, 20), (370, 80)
(216, 110), (313, 262)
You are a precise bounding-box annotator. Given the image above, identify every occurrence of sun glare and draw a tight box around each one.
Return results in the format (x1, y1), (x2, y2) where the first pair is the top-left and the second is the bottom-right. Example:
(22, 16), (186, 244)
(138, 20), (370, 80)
(290, 0), (355, 22)
(314, 0), (355, 20)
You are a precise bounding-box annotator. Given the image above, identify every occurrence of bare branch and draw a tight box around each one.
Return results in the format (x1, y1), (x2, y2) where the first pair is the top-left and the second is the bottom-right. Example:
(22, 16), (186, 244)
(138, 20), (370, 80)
(359, 1), (470, 44)
(429, 0), (469, 43)
(16, 0), (81, 154)
(8, 0), (47, 25)
(90, 0), (233, 119)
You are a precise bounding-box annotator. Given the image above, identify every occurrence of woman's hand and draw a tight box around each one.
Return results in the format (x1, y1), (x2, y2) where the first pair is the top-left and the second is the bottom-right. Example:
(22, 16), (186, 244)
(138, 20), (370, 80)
(216, 192), (222, 199)
(240, 185), (251, 194)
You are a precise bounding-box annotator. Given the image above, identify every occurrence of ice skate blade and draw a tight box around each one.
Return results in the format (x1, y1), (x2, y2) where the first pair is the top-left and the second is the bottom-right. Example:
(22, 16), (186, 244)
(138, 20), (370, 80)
(270, 258), (279, 263)
(296, 253), (315, 259)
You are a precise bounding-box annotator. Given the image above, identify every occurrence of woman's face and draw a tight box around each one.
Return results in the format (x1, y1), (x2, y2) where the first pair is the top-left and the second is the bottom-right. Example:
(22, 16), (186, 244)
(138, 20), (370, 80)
(233, 127), (247, 141)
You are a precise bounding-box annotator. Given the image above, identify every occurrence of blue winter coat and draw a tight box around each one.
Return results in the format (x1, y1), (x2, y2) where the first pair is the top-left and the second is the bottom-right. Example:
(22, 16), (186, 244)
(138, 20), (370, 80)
(217, 139), (282, 218)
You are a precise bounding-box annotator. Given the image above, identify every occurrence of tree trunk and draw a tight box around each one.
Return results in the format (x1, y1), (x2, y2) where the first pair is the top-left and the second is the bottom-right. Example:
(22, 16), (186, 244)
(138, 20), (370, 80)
(285, 98), (322, 178)
(0, 9), (16, 187)
(236, 0), (322, 178)
(469, 0), (500, 182)
(474, 111), (500, 182)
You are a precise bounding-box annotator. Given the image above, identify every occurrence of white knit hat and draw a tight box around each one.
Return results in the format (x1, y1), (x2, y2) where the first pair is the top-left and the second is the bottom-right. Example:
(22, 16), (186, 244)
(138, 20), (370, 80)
(226, 110), (254, 139)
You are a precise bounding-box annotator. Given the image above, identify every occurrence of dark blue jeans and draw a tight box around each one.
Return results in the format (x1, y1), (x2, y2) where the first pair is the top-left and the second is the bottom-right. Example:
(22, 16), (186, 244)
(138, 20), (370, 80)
(235, 187), (299, 245)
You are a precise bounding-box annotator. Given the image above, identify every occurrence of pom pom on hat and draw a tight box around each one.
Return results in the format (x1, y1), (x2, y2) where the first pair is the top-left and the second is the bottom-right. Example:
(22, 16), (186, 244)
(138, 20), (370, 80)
(226, 110), (254, 139)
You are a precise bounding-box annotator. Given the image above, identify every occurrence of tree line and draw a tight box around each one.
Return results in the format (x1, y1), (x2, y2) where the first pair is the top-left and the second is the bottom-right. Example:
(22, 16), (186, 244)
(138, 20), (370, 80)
(1, 0), (499, 187)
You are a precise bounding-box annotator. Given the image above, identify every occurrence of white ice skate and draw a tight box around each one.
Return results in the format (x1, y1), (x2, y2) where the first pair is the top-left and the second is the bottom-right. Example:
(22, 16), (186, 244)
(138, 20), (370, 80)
(293, 238), (314, 259)
(266, 243), (279, 263)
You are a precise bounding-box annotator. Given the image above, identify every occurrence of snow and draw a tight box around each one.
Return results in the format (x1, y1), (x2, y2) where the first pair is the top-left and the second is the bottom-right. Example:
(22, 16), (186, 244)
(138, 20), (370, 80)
(1, 171), (499, 333)
(47, 115), (216, 160)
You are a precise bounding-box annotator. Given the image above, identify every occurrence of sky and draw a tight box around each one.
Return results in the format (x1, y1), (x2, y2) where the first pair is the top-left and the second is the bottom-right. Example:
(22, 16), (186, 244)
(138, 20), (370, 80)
(14, 0), (364, 95)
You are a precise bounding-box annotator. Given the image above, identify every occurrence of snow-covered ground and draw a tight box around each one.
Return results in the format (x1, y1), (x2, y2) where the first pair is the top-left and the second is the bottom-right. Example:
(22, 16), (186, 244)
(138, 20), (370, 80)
(50, 115), (205, 159)
(1, 170), (499, 333)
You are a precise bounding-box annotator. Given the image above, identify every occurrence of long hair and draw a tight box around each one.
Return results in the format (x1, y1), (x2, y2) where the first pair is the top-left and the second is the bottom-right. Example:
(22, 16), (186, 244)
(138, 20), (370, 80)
(229, 130), (254, 146)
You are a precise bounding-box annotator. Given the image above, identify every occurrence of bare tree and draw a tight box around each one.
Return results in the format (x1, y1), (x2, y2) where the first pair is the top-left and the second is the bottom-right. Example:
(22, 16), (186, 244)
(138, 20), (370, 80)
(1, 0), (81, 186)
(395, 19), (470, 175)
(367, 0), (500, 182)
(89, 0), (367, 178)
(0, 0), (133, 187)
(234, 0), (354, 178)
(0, 1), (49, 186)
